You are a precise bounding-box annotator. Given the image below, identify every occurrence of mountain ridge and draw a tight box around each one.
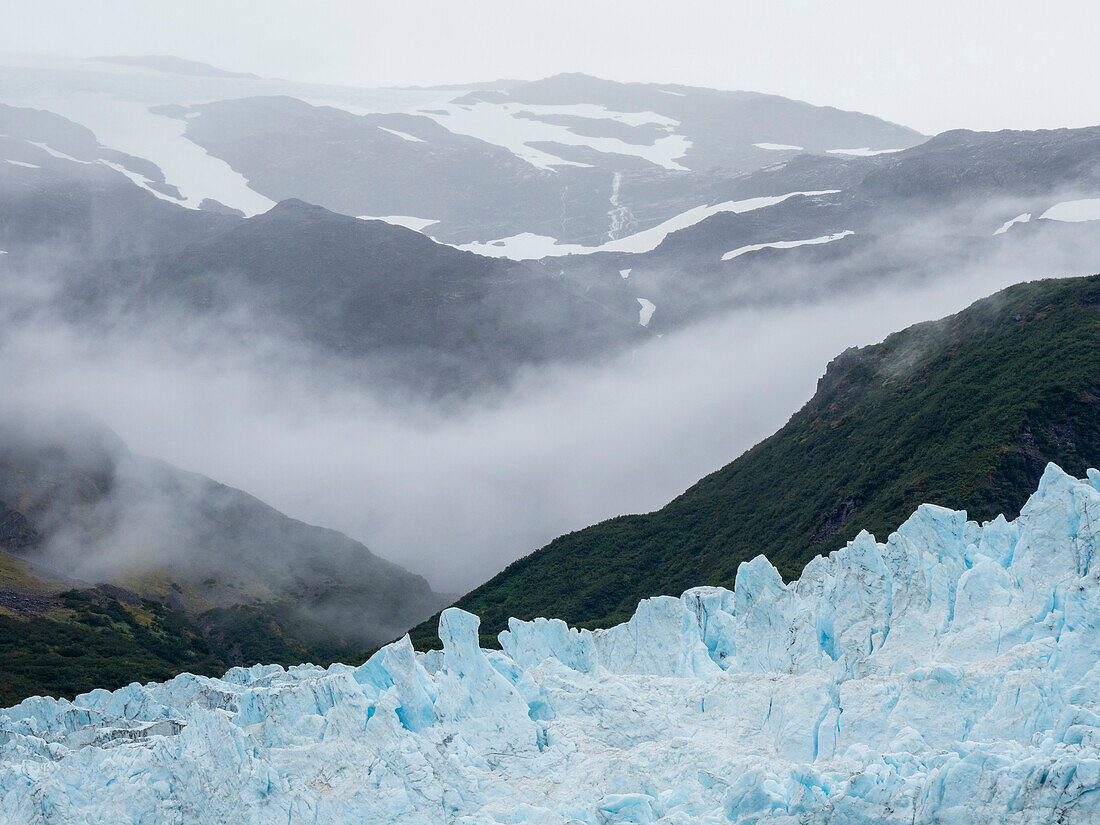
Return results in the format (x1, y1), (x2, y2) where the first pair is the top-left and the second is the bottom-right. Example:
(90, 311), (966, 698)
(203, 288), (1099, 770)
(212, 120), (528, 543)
(411, 272), (1100, 648)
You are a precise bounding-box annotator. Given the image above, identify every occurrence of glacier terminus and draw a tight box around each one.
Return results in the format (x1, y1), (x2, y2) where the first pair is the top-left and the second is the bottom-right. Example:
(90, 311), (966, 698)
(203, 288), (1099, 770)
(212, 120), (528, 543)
(2, 463), (1100, 824)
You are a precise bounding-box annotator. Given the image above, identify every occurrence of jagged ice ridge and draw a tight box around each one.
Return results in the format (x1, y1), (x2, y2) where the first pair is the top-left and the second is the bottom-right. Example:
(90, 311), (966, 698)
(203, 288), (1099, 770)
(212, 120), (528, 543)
(3, 464), (1100, 823)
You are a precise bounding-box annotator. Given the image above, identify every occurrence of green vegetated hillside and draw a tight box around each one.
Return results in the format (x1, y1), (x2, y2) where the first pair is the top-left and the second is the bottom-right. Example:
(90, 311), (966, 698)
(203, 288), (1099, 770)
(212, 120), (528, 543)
(0, 556), (375, 708)
(412, 273), (1100, 649)
(0, 418), (450, 706)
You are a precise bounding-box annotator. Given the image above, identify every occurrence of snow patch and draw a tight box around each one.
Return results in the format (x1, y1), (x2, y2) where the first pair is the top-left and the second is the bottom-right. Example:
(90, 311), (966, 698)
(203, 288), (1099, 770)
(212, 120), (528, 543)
(826, 147), (906, 156)
(722, 230), (854, 261)
(377, 126), (424, 143)
(993, 212), (1031, 235)
(28, 141), (92, 164)
(457, 191), (841, 260)
(637, 298), (656, 326)
(4, 159), (40, 168)
(754, 142), (804, 152)
(619, 268), (632, 279)
(457, 233), (588, 259)
(600, 192), (841, 255)
(420, 101), (690, 171)
(356, 215), (440, 232)
(20, 96), (275, 216)
(1040, 198), (1100, 223)
(96, 160), (182, 203)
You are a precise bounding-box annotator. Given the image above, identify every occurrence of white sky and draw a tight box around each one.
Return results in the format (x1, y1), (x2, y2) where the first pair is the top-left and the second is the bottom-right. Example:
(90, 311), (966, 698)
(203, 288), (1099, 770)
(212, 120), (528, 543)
(2, 0), (1099, 135)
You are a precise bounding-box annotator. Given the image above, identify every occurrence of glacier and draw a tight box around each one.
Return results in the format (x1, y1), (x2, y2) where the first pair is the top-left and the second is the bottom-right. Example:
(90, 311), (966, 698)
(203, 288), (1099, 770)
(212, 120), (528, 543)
(3, 463), (1100, 823)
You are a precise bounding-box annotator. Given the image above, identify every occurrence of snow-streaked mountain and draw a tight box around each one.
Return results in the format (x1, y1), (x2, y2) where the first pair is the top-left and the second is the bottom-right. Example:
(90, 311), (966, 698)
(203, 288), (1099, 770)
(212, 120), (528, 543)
(0, 55), (924, 242)
(2, 464), (1099, 823)
(4, 93), (1100, 396)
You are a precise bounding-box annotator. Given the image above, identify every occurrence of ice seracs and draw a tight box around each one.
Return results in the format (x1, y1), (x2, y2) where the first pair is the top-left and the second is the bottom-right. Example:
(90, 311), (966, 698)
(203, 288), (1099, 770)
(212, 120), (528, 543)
(3, 464), (1100, 823)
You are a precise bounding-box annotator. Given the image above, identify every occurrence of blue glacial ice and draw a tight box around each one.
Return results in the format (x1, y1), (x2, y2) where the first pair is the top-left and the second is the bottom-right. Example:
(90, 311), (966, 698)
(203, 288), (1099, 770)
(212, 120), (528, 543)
(3, 463), (1100, 823)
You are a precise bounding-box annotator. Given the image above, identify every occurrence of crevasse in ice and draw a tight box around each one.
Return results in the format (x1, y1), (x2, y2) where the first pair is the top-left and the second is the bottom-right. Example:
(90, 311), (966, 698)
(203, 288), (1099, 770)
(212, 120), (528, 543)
(3, 463), (1100, 823)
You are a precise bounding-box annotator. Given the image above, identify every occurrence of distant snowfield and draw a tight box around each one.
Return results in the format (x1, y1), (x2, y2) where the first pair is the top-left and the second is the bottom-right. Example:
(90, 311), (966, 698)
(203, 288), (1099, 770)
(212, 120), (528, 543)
(1041, 198), (1100, 223)
(27, 141), (92, 164)
(753, 142), (804, 151)
(722, 230), (855, 261)
(419, 101), (691, 171)
(11, 94), (278, 216)
(97, 159), (183, 204)
(459, 191), (842, 260)
(827, 147), (905, 156)
(637, 297), (656, 326)
(356, 215), (440, 232)
(456, 232), (589, 259)
(377, 126), (424, 143)
(994, 212), (1031, 235)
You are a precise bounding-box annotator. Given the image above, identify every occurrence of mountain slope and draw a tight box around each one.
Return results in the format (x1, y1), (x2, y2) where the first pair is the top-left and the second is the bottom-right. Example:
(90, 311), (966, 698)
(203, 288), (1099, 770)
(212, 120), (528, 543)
(150, 72), (924, 244)
(54, 197), (643, 391)
(0, 414), (450, 704)
(0, 104), (644, 395)
(547, 124), (1100, 334)
(412, 272), (1100, 647)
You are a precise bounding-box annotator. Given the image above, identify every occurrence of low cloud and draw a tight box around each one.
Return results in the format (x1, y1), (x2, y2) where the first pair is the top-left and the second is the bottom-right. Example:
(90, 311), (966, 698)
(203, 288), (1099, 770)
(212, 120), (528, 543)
(2, 223), (1089, 593)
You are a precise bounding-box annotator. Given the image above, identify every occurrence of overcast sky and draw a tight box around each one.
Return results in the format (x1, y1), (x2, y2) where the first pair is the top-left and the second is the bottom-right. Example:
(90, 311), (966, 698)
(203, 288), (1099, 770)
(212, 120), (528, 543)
(4, 0), (1099, 135)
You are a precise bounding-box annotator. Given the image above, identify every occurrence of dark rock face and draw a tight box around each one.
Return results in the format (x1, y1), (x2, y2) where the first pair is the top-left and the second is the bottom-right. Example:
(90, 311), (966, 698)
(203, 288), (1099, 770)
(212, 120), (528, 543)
(0, 505), (39, 552)
(811, 496), (863, 545)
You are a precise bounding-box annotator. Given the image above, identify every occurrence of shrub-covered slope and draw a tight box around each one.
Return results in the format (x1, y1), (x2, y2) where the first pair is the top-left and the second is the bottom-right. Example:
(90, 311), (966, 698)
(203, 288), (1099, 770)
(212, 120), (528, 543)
(0, 416), (450, 704)
(413, 273), (1100, 647)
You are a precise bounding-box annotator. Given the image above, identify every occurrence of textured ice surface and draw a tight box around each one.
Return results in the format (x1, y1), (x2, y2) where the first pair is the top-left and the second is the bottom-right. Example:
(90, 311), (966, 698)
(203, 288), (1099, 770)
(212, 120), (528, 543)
(3, 464), (1100, 824)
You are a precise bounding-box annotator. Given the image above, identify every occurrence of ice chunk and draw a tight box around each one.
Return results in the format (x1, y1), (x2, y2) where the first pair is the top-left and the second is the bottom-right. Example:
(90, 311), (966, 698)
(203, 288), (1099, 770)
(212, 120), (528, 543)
(4, 466), (1100, 823)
